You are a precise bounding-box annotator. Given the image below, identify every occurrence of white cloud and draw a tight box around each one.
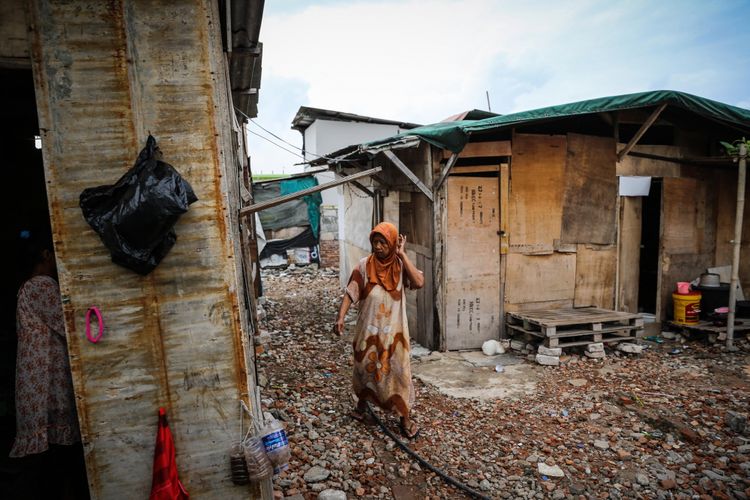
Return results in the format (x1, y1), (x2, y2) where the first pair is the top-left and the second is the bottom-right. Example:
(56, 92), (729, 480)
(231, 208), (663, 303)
(249, 0), (750, 173)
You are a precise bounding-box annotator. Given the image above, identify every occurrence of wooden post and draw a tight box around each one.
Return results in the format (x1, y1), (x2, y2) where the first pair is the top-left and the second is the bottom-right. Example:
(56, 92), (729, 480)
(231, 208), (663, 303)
(727, 143), (747, 348)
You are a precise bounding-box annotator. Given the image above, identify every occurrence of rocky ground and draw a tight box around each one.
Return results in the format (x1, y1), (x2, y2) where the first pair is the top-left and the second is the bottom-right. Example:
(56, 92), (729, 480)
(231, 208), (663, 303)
(255, 266), (750, 500)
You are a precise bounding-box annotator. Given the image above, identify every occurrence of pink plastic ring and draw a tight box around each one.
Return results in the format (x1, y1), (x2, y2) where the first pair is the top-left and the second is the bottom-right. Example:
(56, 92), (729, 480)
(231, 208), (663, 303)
(85, 306), (104, 343)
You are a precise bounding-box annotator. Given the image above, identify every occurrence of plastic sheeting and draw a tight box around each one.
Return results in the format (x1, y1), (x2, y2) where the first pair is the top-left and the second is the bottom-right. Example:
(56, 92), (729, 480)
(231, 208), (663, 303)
(362, 90), (750, 154)
(253, 175), (322, 237)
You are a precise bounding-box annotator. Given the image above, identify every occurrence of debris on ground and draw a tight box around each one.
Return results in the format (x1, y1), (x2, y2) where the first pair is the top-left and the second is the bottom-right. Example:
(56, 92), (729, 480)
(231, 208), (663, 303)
(257, 267), (750, 499)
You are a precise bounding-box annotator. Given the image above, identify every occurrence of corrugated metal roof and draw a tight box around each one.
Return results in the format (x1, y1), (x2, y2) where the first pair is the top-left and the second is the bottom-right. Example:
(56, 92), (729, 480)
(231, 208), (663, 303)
(291, 105), (421, 132)
(226, 0), (264, 119)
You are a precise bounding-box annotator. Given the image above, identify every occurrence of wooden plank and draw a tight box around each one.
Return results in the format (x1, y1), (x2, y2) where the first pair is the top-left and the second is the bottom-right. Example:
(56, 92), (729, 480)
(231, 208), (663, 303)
(507, 307), (641, 326)
(443, 140), (512, 159)
(431, 146), (448, 351)
(433, 152), (459, 191)
(617, 103), (668, 162)
(509, 133), (567, 253)
(499, 163), (509, 255)
(561, 133), (617, 245)
(574, 244), (617, 308)
(383, 149), (433, 201)
(444, 176), (500, 350)
(618, 197), (642, 312)
(616, 144), (682, 177)
(504, 253), (576, 305)
(451, 164), (500, 174)
(241, 166), (382, 216)
(662, 177), (703, 254)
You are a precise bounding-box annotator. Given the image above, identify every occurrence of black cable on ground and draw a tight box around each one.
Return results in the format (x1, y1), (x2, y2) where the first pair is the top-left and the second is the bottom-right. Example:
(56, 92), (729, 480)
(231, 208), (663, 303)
(366, 405), (492, 500)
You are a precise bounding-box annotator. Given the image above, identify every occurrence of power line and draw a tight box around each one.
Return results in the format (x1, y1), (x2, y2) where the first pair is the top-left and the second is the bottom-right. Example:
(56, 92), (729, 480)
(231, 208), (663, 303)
(246, 128), (306, 160)
(235, 106), (361, 164)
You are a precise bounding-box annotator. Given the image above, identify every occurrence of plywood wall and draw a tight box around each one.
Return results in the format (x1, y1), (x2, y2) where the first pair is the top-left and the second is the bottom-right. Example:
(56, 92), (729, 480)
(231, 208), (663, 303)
(561, 134), (617, 244)
(508, 133), (567, 254)
(574, 245), (617, 308)
(444, 176), (500, 350)
(504, 253), (576, 307)
(618, 197), (642, 312)
(715, 169), (750, 297)
(658, 176), (718, 320)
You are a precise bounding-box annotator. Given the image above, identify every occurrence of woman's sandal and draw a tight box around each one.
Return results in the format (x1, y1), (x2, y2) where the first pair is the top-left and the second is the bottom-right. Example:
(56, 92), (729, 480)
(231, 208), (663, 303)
(399, 419), (420, 439)
(349, 408), (374, 424)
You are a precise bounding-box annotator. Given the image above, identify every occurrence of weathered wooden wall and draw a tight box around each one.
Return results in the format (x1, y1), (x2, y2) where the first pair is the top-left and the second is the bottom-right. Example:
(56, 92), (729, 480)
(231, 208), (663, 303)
(561, 134), (617, 245)
(28, 1), (260, 498)
(715, 169), (750, 297)
(397, 144), (435, 349)
(508, 133), (566, 254)
(617, 197), (642, 312)
(658, 176), (717, 320)
(0, 1), (29, 67)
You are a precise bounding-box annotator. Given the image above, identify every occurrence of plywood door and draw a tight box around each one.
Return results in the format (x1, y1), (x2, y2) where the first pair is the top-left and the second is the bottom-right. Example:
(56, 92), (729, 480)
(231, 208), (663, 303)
(445, 177), (500, 350)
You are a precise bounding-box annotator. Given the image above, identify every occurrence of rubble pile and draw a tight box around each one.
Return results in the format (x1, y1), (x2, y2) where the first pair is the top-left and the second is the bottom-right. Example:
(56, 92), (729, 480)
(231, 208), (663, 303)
(257, 267), (750, 499)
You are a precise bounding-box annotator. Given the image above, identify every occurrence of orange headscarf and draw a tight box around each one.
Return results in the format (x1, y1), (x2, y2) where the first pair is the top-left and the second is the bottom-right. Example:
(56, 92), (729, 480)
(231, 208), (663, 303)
(366, 222), (402, 300)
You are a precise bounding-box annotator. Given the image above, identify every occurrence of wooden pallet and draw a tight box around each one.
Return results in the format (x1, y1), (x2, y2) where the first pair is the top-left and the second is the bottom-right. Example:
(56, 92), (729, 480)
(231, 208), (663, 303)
(668, 319), (750, 340)
(506, 307), (644, 348)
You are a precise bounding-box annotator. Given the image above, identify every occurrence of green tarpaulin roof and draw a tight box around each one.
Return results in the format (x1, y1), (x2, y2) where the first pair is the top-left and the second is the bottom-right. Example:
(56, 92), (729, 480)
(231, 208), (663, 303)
(364, 90), (750, 154)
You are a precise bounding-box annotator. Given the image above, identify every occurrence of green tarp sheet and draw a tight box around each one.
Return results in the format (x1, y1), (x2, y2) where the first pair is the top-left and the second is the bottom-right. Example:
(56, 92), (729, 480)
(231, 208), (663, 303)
(364, 90), (750, 154)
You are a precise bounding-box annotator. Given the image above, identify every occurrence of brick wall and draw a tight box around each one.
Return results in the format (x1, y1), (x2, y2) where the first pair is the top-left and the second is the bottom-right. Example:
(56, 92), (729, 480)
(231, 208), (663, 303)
(319, 239), (339, 269)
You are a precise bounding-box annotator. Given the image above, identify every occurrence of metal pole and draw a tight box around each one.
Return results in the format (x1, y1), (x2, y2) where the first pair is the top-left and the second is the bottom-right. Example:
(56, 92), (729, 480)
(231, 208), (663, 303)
(727, 143), (747, 349)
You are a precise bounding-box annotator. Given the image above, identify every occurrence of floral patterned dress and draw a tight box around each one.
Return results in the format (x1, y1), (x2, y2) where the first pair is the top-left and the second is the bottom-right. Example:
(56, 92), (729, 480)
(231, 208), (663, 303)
(10, 275), (80, 457)
(346, 257), (416, 417)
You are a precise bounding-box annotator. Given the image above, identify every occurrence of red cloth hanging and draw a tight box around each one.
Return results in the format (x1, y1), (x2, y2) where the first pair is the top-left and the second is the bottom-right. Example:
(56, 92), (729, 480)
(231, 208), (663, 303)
(150, 408), (189, 500)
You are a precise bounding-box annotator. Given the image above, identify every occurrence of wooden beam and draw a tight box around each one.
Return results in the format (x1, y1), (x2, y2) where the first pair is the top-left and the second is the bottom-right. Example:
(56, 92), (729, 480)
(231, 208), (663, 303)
(382, 149), (433, 202)
(442, 141), (511, 159)
(240, 166), (382, 216)
(433, 153), (459, 191)
(617, 103), (667, 162)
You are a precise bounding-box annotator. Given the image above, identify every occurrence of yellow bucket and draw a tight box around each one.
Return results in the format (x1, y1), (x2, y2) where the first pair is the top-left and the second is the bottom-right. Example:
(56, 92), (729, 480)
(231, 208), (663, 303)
(672, 292), (701, 325)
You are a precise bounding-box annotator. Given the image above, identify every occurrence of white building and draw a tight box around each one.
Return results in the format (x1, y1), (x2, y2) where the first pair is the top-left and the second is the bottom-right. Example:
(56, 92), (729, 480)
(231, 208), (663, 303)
(292, 107), (420, 281)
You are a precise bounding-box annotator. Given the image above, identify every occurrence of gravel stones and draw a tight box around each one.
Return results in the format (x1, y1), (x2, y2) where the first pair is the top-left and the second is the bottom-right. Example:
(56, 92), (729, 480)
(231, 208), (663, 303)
(304, 465), (331, 483)
(568, 378), (588, 387)
(725, 411), (747, 433)
(618, 342), (644, 354)
(257, 267), (750, 500)
(538, 345), (562, 357)
(317, 489), (346, 500)
(593, 439), (610, 450)
(536, 354), (560, 366)
(537, 462), (565, 477)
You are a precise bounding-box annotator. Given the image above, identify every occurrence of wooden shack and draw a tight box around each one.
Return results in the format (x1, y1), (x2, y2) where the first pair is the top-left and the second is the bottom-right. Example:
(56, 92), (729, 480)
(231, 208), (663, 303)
(1, 1), (268, 498)
(315, 91), (750, 352)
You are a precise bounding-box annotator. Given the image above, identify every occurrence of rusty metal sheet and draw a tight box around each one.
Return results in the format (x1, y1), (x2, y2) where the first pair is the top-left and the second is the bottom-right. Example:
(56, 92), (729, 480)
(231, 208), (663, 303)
(28, 1), (258, 498)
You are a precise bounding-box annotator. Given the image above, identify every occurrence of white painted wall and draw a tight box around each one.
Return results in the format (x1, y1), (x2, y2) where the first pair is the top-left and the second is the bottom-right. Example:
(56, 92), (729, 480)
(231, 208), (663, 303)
(300, 118), (407, 285)
(303, 119), (403, 207)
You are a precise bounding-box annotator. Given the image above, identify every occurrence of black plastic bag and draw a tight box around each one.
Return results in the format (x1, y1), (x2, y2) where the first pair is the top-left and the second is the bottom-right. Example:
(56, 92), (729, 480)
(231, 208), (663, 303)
(80, 135), (198, 275)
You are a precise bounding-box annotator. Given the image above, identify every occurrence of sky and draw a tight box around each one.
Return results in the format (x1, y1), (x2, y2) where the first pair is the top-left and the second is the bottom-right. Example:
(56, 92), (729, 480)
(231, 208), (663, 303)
(248, 0), (750, 174)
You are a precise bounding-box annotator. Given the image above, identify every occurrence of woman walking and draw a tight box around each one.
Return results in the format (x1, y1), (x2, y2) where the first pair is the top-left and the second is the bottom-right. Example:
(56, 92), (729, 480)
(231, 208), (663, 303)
(334, 222), (423, 438)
